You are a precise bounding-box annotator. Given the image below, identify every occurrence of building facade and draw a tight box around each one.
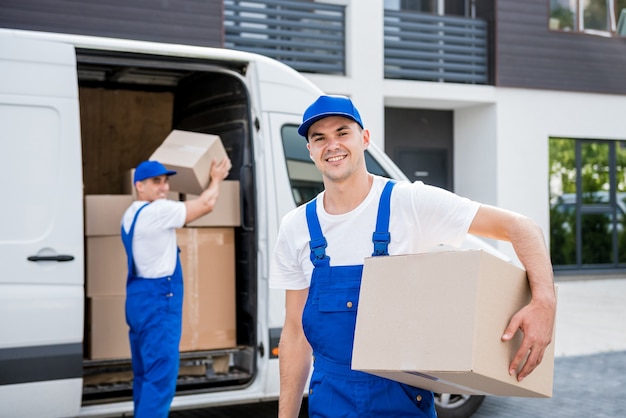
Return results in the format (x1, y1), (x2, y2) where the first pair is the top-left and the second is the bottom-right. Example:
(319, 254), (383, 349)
(3, 0), (626, 274)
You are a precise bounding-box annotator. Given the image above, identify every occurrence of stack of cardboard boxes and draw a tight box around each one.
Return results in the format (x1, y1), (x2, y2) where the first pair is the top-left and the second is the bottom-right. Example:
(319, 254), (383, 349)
(85, 194), (133, 360)
(84, 130), (239, 360)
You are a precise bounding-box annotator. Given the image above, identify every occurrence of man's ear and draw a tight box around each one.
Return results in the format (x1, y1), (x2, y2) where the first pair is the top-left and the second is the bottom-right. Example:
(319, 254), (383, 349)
(362, 129), (371, 149)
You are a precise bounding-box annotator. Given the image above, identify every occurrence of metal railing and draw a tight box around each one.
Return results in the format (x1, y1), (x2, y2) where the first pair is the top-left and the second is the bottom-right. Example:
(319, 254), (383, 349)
(384, 10), (488, 84)
(224, 2), (489, 84)
(224, 0), (346, 74)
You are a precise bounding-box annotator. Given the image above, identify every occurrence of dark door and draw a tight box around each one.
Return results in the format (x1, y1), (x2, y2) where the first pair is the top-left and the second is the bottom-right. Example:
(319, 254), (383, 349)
(395, 148), (450, 190)
(385, 108), (453, 191)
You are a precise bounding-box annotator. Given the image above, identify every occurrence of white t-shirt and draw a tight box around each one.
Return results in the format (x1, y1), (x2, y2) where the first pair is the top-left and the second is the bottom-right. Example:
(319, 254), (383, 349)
(121, 199), (187, 278)
(269, 175), (480, 290)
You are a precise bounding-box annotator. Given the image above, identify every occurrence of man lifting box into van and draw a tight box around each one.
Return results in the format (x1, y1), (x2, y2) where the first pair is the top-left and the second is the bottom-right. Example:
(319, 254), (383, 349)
(121, 157), (230, 418)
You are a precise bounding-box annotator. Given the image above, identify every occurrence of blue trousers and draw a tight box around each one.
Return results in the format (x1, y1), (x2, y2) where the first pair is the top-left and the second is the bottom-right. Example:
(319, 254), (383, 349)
(126, 274), (183, 418)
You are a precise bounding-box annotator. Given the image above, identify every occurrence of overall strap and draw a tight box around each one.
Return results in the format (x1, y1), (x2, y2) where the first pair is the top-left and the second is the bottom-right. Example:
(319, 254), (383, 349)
(128, 203), (150, 238)
(372, 180), (396, 256)
(122, 202), (150, 275)
(306, 198), (330, 267)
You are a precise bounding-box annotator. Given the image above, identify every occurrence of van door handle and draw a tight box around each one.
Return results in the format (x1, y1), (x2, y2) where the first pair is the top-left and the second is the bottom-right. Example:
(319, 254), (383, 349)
(28, 255), (75, 262)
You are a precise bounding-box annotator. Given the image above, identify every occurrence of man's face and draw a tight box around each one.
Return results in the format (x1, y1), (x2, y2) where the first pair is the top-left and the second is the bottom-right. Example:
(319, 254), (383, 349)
(136, 175), (170, 201)
(306, 116), (370, 183)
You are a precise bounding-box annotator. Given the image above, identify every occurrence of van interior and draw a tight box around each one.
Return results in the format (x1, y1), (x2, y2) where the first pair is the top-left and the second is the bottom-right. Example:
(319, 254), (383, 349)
(77, 48), (258, 404)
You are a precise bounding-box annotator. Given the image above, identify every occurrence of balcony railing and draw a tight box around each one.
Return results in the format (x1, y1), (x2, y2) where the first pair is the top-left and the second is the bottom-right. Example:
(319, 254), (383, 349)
(224, 0), (346, 74)
(384, 10), (488, 84)
(224, 2), (489, 84)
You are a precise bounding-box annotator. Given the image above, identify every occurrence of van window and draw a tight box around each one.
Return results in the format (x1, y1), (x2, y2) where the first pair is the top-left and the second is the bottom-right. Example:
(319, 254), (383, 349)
(281, 125), (389, 206)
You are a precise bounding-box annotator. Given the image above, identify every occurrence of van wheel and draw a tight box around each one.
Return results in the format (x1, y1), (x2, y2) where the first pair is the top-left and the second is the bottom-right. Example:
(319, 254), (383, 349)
(434, 393), (485, 418)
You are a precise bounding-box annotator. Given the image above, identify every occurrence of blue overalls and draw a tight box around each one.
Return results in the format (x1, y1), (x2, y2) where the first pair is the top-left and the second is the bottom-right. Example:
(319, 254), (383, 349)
(121, 203), (184, 418)
(302, 181), (436, 418)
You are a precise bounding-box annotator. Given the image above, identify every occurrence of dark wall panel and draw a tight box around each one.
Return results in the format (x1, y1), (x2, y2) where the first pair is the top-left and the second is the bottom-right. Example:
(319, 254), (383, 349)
(384, 108), (454, 190)
(496, 0), (626, 94)
(0, 0), (223, 47)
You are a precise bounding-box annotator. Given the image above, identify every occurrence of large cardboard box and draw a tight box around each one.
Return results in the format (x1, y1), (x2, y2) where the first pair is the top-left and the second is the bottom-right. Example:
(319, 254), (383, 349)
(85, 195), (133, 236)
(150, 130), (228, 195)
(86, 236), (127, 297)
(185, 180), (241, 227)
(352, 249), (556, 398)
(87, 296), (130, 360)
(177, 227), (237, 352)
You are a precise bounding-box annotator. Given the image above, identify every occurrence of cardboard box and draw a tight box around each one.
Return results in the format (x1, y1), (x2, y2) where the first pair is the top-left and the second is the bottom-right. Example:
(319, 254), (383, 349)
(177, 227), (237, 352)
(87, 296), (130, 360)
(185, 180), (241, 227)
(352, 249), (555, 398)
(150, 130), (228, 195)
(122, 168), (180, 201)
(85, 195), (133, 236)
(86, 236), (127, 297)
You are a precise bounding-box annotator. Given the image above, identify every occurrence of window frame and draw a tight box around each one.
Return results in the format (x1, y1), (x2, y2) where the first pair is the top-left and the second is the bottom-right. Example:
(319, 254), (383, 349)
(549, 0), (626, 36)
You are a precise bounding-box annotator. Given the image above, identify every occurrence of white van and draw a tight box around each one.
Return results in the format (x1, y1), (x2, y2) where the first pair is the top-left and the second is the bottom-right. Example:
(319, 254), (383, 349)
(0, 29), (494, 418)
(0, 28), (406, 418)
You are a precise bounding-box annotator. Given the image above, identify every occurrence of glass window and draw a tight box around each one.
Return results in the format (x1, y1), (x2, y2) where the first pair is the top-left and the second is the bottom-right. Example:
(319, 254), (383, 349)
(549, 138), (577, 265)
(584, 0), (610, 31)
(550, 0), (577, 30)
(550, 0), (625, 34)
(617, 0), (626, 34)
(400, 0), (437, 13)
(386, 0), (472, 16)
(549, 137), (626, 270)
(281, 125), (324, 207)
(444, 0), (470, 17)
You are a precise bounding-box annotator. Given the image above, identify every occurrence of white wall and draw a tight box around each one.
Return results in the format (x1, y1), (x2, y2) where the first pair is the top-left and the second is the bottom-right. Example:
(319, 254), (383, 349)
(454, 104), (498, 206)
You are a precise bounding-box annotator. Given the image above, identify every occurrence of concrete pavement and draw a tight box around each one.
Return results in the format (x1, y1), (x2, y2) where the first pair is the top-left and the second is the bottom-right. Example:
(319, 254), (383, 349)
(552, 277), (626, 357)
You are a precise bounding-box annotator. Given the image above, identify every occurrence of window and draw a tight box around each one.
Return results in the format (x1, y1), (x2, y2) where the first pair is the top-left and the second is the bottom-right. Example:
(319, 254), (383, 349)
(385, 0), (475, 17)
(550, 0), (626, 35)
(281, 125), (390, 206)
(550, 0), (576, 30)
(549, 138), (626, 270)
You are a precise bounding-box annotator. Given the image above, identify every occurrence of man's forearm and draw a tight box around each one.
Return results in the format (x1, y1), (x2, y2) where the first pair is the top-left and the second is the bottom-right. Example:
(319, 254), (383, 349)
(503, 215), (556, 380)
(510, 216), (556, 305)
(278, 330), (312, 418)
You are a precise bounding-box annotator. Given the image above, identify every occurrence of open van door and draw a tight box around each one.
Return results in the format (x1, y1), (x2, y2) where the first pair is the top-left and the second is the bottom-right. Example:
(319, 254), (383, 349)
(0, 34), (84, 417)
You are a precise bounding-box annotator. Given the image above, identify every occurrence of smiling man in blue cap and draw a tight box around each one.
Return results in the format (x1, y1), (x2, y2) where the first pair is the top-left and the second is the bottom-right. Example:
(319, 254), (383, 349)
(270, 95), (556, 417)
(121, 157), (231, 418)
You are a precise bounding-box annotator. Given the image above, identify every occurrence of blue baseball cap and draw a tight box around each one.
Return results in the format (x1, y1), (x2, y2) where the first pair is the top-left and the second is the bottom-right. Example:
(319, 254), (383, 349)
(297, 95), (364, 139)
(134, 160), (177, 183)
